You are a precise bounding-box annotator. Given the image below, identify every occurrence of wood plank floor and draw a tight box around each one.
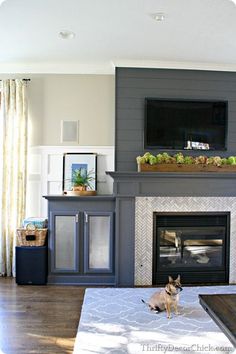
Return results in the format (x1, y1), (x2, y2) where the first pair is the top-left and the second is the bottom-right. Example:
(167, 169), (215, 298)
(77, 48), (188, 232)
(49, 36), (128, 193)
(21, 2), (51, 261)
(0, 278), (85, 354)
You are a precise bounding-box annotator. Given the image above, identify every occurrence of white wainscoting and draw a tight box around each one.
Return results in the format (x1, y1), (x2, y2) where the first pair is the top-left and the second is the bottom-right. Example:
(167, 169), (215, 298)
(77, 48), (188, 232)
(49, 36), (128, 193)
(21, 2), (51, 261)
(26, 146), (115, 218)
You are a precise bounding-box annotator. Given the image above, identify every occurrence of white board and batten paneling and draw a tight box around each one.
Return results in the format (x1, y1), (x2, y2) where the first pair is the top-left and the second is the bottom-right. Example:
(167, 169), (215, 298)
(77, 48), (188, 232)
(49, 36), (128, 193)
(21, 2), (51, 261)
(26, 146), (115, 218)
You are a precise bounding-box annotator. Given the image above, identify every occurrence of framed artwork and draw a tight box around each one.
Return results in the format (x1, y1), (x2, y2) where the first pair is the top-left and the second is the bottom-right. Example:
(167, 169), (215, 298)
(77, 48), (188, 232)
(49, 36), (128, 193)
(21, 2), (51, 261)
(62, 153), (97, 192)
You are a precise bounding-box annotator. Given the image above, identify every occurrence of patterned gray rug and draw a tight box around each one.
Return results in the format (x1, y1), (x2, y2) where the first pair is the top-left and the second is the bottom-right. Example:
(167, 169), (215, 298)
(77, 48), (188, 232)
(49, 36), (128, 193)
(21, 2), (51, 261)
(73, 286), (236, 354)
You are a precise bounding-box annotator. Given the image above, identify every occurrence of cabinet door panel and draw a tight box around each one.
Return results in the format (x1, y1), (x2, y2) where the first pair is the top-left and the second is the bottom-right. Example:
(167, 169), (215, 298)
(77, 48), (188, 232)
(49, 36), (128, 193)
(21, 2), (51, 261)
(51, 213), (79, 273)
(89, 216), (110, 269)
(84, 212), (113, 273)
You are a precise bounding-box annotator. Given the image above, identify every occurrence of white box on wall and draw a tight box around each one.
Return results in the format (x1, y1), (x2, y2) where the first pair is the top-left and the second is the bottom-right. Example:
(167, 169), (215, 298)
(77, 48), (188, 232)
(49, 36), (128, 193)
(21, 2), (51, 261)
(61, 120), (79, 143)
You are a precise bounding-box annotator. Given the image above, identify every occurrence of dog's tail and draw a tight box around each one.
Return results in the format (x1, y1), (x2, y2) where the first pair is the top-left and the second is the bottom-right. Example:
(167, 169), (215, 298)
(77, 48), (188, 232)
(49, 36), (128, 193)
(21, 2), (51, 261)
(141, 298), (150, 308)
(141, 299), (161, 312)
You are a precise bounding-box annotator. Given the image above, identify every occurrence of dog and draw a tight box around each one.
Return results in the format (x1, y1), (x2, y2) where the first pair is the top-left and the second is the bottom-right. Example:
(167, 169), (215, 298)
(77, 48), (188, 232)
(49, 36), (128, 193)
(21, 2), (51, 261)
(141, 275), (183, 319)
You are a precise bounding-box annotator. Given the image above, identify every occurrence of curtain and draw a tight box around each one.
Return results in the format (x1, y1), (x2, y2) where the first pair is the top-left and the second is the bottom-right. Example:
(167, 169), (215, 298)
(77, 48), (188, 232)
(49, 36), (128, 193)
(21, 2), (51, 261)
(0, 79), (28, 276)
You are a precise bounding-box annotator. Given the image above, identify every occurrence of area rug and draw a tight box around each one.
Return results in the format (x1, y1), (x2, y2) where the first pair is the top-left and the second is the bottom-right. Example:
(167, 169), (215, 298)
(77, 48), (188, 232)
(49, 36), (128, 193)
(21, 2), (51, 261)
(73, 286), (236, 354)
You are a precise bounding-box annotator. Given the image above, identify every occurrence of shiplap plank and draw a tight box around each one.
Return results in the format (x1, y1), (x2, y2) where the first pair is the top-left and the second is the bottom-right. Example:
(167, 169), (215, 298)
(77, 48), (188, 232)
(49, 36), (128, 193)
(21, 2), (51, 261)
(116, 68), (236, 171)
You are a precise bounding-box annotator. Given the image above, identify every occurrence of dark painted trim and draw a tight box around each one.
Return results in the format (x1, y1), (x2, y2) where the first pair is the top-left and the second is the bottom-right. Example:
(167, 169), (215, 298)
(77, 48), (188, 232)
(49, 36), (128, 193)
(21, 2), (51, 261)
(107, 171), (236, 179)
(106, 171), (236, 197)
(47, 274), (116, 285)
(115, 67), (118, 171)
(115, 197), (135, 286)
(44, 195), (115, 201)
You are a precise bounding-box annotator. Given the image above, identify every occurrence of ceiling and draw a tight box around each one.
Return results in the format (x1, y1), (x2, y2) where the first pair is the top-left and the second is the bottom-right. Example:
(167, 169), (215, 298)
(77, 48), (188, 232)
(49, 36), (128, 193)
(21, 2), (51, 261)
(0, 0), (236, 74)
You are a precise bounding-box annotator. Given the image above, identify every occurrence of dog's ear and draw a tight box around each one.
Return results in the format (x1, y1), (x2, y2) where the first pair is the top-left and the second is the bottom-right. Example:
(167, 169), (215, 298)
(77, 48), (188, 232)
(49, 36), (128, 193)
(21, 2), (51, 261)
(168, 276), (173, 283)
(176, 274), (181, 281)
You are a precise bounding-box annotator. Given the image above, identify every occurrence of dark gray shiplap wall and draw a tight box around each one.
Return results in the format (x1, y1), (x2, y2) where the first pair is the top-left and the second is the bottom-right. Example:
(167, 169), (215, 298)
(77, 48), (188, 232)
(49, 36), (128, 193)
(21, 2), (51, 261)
(115, 67), (236, 171)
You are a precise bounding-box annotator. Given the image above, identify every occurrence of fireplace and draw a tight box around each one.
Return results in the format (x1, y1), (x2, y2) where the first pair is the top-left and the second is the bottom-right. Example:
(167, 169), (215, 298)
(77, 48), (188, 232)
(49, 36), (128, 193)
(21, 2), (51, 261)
(133, 196), (236, 286)
(107, 171), (236, 286)
(153, 212), (230, 285)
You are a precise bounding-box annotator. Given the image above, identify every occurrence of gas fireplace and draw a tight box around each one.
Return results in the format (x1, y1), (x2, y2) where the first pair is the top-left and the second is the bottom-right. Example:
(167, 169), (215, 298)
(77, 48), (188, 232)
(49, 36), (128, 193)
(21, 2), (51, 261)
(153, 212), (230, 284)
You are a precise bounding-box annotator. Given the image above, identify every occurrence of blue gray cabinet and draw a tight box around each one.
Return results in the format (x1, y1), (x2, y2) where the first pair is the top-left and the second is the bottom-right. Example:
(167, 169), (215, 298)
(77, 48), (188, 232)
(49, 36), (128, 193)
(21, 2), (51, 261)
(44, 195), (116, 285)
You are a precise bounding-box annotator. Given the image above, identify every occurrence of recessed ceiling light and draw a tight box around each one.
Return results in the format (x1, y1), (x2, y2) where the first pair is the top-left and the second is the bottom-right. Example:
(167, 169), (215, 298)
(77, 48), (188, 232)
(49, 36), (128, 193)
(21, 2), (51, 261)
(153, 13), (165, 21)
(59, 30), (76, 40)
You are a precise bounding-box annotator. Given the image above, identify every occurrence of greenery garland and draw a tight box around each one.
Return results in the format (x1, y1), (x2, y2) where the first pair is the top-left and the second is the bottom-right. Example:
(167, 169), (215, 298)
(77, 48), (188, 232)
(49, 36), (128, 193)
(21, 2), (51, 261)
(136, 152), (236, 166)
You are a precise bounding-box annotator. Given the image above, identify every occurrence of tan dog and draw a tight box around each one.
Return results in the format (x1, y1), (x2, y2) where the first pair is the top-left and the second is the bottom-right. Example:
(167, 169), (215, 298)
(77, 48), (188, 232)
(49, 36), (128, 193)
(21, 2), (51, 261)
(142, 275), (183, 319)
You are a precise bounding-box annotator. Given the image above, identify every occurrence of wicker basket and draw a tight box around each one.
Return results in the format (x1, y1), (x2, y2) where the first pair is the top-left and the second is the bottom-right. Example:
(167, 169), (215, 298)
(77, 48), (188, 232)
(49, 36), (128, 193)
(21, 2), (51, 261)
(17, 224), (47, 247)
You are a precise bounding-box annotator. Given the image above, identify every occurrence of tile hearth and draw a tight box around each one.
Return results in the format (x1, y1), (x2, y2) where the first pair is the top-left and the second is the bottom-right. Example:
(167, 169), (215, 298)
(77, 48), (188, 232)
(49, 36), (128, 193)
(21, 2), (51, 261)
(135, 197), (236, 285)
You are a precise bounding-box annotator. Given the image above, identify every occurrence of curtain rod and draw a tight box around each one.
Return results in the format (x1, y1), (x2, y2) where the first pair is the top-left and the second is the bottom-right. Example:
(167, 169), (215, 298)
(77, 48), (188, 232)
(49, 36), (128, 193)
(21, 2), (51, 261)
(0, 79), (31, 81)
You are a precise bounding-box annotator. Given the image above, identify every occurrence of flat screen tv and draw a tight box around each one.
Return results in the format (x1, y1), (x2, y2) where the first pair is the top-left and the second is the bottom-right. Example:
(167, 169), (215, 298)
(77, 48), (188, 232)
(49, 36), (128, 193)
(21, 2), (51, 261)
(144, 98), (228, 150)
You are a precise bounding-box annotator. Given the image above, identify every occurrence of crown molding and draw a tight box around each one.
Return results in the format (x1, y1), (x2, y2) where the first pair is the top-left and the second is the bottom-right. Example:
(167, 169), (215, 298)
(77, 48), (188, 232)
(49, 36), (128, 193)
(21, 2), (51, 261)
(1, 59), (236, 75)
(112, 59), (236, 72)
(0, 61), (115, 75)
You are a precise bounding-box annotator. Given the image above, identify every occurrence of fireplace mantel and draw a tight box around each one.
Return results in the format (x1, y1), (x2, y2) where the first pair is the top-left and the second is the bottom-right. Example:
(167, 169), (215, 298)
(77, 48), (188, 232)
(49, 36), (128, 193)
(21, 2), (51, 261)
(106, 171), (236, 286)
(107, 171), (236, 197)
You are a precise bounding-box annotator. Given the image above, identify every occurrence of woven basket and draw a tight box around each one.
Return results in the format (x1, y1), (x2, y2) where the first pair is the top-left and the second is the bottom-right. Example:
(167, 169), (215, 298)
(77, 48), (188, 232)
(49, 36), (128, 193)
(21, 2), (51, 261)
(17, 224), (47, 247)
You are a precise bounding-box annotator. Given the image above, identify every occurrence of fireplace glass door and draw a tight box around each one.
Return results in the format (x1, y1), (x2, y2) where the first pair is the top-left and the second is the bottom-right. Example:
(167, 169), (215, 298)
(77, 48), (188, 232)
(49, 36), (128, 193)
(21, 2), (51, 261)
(153, 213), (229, 284)
(159, 226), (224, 268)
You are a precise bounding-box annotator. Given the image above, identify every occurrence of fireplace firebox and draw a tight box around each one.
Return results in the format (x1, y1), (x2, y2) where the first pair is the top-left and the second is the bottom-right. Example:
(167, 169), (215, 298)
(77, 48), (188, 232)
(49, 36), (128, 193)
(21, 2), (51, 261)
(153, 212), (230, 285)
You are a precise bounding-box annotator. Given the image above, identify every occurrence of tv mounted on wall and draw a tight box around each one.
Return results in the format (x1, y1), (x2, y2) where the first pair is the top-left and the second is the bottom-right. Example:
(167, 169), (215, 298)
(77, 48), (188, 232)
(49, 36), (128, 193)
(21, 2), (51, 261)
(144, 98), (228, 150)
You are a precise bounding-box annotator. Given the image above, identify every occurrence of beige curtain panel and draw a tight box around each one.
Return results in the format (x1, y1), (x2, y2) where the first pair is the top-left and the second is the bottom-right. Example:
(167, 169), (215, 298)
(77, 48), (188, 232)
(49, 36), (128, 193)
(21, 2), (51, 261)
(0, 79), (28, 276)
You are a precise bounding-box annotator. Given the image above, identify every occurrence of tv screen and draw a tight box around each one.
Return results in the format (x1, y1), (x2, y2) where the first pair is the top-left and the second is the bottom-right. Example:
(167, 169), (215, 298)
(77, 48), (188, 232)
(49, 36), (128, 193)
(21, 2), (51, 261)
(144, 98), (228, 150)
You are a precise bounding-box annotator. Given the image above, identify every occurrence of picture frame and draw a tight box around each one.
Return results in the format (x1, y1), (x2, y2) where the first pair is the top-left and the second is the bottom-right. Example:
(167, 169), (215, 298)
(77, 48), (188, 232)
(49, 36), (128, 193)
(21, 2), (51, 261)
(62, 153), (97, 192)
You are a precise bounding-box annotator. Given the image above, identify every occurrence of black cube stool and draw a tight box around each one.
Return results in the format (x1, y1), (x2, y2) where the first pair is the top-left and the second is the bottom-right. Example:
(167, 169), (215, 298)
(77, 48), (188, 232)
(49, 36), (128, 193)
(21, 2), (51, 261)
(16, 246), (47, 285)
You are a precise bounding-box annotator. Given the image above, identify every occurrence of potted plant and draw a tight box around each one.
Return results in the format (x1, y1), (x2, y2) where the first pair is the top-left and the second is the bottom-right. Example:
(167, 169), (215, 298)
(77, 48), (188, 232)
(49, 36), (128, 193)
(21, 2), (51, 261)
(136, 152), (236, 172)
(71, 168), (94, 192)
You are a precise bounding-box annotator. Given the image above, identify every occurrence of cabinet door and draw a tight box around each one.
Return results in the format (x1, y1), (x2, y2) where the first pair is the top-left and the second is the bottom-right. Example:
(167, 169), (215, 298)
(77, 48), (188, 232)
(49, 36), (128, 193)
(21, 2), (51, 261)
(84, 212), (114, 273)
(50, 212), (79, 273)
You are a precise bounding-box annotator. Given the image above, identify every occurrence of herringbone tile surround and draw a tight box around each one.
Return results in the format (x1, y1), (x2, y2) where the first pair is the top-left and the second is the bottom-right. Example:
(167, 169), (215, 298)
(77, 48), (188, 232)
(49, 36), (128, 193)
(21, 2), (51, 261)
(135, 197), (236, 285)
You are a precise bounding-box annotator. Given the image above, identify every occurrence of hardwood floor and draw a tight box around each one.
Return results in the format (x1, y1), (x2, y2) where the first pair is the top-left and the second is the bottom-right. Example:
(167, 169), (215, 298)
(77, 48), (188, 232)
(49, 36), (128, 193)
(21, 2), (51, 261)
(0, 278), (85, 354)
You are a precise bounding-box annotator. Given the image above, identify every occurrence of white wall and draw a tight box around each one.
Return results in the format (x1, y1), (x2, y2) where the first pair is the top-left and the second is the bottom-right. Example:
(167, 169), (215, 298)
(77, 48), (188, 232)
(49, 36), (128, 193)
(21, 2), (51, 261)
(27, 74), (115, 146)
(1, 74), (115, 217)
(25, 74), (115, 217)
